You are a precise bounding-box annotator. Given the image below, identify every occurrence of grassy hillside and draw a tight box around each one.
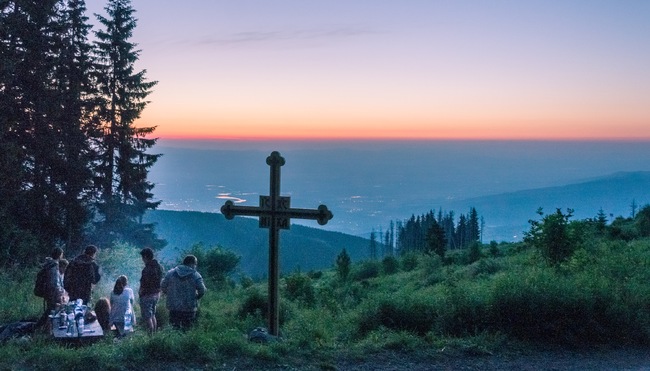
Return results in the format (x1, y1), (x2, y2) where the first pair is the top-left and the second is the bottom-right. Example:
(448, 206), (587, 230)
(3, 231), (650, 369)
(144, 209), (370, 277)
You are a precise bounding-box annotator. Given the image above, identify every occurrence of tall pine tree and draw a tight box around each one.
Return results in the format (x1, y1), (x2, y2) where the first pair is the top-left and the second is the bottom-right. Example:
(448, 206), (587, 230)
(54, 0), (99, 248)
(93, 0), (164, 249)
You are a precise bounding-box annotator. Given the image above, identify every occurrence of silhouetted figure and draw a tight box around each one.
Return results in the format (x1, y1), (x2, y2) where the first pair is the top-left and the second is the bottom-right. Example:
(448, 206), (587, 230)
(139, 248), (163, 334)
(64, 245), (101, 305)
(35, 247), (65, 330)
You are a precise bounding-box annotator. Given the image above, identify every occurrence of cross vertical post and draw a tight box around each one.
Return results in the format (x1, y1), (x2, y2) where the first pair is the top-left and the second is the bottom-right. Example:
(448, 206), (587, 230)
(220, 151), (333, 336)
(267, 152), (283, 336)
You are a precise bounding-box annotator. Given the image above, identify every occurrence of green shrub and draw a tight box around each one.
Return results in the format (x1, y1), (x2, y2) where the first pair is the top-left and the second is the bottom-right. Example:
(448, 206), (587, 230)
(240, 274), (254, 289)
(335, 249), (351, 282)
(400, 252), (419, 271)
(466, 242), (483, 264)
(179, 243), (240, 287)
(421, 254), (442, 275)
(381, 256), (399, 275)
(352, 260), (380, 281)
(284, 272), (315, 306)
(307, 270), (323, 279)
(238, 289), (268, 320)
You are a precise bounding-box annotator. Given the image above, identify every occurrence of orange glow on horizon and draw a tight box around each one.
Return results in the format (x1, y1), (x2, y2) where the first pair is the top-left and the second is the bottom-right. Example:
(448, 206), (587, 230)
(140, 115), (650, 142)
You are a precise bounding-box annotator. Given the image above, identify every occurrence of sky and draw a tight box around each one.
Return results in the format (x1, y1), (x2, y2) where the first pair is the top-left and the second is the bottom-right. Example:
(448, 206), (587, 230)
(86, 1), (650, 141)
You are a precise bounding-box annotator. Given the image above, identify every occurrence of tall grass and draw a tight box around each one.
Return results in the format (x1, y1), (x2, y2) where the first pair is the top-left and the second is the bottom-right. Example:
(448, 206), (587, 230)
(3, 238), (650, 369)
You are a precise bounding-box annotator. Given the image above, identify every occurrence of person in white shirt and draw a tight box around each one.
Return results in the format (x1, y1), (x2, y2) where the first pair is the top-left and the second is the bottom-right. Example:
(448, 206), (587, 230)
(109, 275), (135, 338)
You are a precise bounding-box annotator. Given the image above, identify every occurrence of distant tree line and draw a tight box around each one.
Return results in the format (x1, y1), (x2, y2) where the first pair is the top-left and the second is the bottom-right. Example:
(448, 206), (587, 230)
(0, 0), (163, 266)
(370, 207), (482, 259)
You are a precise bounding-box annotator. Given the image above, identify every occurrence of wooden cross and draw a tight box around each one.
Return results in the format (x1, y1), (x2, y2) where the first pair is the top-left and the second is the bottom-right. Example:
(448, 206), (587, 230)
(220, 151), (333, 336)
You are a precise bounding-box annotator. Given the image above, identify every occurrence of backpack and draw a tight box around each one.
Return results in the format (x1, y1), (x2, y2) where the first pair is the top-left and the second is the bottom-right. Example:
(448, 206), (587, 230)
(33, 266), (48, 298)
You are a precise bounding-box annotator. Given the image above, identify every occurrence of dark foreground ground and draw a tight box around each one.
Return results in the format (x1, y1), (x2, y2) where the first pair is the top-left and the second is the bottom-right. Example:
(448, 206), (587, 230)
(218, 346), (650, 370)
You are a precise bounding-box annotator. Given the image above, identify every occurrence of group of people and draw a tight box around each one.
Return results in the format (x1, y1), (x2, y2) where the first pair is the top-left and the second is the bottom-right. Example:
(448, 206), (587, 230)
(36, 245), (207, 336)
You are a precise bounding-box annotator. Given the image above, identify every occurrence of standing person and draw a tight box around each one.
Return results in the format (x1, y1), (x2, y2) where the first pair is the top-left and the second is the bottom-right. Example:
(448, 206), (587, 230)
(109, 275), (135, 338)
(139, 247), (164, 334)
(64, 245), (101, 305)
(161, 255), (207, 329)
(35, 247), (65, 329)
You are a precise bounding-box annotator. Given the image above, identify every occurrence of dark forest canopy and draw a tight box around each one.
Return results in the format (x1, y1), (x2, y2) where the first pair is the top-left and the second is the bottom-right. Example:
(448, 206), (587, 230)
(0, 0), (163, 266)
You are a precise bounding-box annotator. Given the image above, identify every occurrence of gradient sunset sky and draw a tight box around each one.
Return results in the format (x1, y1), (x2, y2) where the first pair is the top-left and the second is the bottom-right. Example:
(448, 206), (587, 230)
(87, 1), (650, 141)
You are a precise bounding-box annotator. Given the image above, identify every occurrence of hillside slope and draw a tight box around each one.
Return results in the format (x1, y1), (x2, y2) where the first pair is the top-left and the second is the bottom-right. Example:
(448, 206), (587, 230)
(144, 210), (370, 277)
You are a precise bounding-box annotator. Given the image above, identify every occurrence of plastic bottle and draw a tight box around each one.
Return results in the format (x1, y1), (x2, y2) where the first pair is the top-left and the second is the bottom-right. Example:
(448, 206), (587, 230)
(78, 317), (85, 336)
(124, 308), (132, 332)
(66, 313), (74, 336)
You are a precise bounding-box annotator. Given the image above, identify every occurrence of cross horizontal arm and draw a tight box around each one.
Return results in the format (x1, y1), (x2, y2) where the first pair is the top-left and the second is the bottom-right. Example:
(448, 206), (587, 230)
(220, 200), (333, 225)
(278, 205), (333, 225)
(221, 201), (265, 218)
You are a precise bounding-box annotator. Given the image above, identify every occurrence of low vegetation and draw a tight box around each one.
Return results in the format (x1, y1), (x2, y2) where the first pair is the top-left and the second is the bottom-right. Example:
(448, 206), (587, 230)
(1, 207), (650, 369)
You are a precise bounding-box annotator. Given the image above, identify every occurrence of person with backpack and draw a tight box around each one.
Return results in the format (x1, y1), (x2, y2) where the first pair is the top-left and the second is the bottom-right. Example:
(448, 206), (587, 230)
(35, 247), (65, 329)
(139, 247), (164, 335)
(64, 245), (101, 305)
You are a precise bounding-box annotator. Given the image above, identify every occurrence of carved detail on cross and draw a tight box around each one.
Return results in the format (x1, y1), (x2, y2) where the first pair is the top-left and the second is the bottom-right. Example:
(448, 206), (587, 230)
(220, 151), (333, 336)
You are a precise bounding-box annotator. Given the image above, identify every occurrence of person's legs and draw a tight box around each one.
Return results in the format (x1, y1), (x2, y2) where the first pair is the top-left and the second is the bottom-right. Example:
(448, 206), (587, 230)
(168, 310), (181, 329)
(35, 300), (56, 330)
(151, 307), (158, 333)
(168, 311), (195, 330)
(179, 311), (196, 330)
(113, 322), (125, 338)
(140, 295), (159, 335)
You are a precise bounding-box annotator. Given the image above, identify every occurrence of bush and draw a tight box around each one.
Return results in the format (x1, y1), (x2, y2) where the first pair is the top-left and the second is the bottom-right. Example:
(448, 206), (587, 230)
(381, 256), (399, 275)
(352, 260), (381, 281)
(240, 274), (254, 289)
(284, 272), (315, 306)
(238, 289), (268, 320)
(421, 253), (443, 276)
(335, 249), (351, 281)
(400, 252), (419, 271)
(180, 243), (240, 286)
(524, 208), (576, 265)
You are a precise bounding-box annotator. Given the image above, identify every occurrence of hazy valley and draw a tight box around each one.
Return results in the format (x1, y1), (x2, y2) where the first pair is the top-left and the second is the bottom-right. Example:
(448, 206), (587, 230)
(146, 140), (650, 275)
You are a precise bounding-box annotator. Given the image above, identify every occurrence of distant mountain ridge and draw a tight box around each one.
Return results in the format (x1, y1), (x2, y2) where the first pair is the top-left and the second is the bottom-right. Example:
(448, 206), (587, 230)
(443, 171), (650, 242)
